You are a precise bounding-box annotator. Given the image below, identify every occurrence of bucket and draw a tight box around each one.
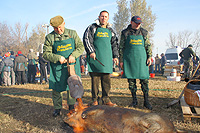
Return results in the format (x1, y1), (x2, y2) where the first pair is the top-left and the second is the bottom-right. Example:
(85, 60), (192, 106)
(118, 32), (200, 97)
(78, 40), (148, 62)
(150, 73), (155, 78)
(121, 71), (123, 76)
(170, 68), (177, 77)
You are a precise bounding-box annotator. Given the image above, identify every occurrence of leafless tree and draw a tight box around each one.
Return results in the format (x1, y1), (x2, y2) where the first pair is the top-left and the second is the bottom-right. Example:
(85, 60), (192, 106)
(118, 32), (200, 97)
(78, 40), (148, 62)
(10, 22), (29, 47)
(166, 30), (200, 55)
(0, 22), (13, 53)
(165, 32), (177, 48)
(192, 30), (200, 54)
(27, 24), (46, 54)
(177, 30), (192, 48)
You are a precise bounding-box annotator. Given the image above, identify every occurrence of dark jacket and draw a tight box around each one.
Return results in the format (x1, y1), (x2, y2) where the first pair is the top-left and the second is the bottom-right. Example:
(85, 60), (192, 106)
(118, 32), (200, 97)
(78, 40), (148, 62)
(0, 57), (14, 72)
(179, 47), (196, 61)
(39, 55), (48, 68)
(14, 54), (27, 71)
(161, 55), (167, 67)
(119, 24), (152, 62)
(83, 19), (119, 58)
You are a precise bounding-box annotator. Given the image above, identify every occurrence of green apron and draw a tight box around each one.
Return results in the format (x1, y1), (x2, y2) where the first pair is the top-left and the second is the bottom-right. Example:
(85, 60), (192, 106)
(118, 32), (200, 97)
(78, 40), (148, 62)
(122, 34), (149, 79)
(49, 38), (81, 92)
(87, 27), (113, 73)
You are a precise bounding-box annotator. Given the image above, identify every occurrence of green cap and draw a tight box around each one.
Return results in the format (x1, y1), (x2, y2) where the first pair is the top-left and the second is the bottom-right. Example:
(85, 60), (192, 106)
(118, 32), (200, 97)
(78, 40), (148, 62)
(50, 15), (64, 27)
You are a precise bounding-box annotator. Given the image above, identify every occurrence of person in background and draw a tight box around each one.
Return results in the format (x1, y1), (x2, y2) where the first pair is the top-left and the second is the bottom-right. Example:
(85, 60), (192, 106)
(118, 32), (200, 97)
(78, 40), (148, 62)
(160, 53), (167, 76)
(0, 52), (14, 86)
(0, 53), (2, 85)
(14, 51), (27, 85)
(192, 55), (199, 75)
(119, 16), (152, 110)
(9, 51), (15, 85)
(80, 55), (85, 73)
(39, 53), (49, 84)
(83, 10), (119, 106)
(179, 44), (196, 79)
(149, 56), (155, 74)
(27, 49), (38, 83)
(43, 15), (84, 117)
(154, 54), (161, 73)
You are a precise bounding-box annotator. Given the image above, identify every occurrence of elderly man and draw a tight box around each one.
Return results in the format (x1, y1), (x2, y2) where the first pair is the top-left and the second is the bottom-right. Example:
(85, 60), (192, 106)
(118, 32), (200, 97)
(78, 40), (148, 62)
(43, 15), (84, 117)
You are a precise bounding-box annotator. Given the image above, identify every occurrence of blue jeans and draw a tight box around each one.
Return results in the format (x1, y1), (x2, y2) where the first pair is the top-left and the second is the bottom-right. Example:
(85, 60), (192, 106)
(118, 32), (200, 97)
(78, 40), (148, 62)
(155, 64), (160, 73)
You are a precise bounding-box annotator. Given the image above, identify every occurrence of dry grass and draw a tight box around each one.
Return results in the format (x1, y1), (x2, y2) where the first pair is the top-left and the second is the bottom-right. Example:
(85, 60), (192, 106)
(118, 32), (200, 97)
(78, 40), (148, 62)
(0, 75), (200, 133)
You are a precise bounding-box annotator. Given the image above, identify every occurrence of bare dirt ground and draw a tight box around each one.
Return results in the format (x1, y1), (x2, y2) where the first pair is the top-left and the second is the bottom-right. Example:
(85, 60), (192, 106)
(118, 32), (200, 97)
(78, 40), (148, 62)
(0, 74), (200, 133)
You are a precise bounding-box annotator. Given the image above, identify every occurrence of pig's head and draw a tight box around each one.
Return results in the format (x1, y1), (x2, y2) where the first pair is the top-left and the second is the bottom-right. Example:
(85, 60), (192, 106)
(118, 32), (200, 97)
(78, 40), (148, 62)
(64, 98), (88, 132)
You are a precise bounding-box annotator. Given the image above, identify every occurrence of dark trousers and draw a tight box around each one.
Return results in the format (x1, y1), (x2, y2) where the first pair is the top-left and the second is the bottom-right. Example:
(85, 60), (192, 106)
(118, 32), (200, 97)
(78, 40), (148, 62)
(16, 71), (26, 84)
(128, 79), (149, 94)
(40, 66), (48, 83)
(89, 72), (111, 103)
(28, 65), (36, 83)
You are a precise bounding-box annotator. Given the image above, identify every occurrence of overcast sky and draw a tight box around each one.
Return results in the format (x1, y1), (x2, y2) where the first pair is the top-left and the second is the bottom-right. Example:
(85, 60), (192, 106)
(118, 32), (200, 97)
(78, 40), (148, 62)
(1, 0), (200, 56)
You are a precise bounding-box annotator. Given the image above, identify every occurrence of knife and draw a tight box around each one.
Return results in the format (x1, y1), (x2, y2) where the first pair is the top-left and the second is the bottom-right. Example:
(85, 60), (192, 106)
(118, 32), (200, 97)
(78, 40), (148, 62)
(95, 58), (104, 66)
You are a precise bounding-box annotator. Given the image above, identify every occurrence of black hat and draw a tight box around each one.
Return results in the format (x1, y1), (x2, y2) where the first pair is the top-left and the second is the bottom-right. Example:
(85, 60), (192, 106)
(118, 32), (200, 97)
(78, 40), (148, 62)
(188, 44), (193, 47)
(131, 16), (142, 24)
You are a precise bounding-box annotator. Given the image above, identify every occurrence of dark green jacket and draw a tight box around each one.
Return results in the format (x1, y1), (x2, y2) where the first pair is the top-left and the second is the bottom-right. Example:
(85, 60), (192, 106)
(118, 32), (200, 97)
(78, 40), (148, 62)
(43, 28), (84, 63)
(179, 47), (196, 61)
(119, 24), (152, 62)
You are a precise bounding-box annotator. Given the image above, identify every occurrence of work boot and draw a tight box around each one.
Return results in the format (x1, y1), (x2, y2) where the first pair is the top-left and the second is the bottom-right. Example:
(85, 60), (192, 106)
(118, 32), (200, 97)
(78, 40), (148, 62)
(53, 109), (61, 117)
(129, 92), (138, 107)
(143, 93), (152, 110)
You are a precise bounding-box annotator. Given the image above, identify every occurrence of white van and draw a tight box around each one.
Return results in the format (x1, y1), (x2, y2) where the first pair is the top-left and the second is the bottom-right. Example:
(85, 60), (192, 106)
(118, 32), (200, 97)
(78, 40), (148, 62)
(165, 46), (183, 66)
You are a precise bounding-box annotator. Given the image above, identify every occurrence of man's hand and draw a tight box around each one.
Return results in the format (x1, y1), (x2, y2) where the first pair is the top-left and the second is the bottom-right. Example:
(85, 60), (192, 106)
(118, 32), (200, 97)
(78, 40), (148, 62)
(59, 56), (66, 64)
(90, 53), (96, 60)
(69, 55), (76, 63)
(113, 58), (119, 65)
(147, 58), (151, 66)
(120, 62), (123, 70)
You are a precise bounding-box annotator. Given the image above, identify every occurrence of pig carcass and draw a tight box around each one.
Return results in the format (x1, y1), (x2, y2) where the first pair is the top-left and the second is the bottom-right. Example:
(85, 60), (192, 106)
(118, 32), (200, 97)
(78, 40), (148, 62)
(64, 105), (178, 133)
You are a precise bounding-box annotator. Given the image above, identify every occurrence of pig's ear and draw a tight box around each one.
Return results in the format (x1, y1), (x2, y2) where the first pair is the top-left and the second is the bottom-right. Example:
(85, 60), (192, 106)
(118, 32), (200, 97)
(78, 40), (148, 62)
(82, 109), (105, 119)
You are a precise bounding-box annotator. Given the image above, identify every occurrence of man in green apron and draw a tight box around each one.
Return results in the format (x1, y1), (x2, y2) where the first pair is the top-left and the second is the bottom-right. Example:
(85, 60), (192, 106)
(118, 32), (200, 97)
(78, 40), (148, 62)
(119, 16), (152, 110)
(83, 10), (119, 106)
(43, 15), (84, 117)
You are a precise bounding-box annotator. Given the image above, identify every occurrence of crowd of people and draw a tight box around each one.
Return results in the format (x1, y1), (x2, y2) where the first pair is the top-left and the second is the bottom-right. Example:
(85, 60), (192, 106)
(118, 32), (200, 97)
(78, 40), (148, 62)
(0, 49), (50, 86)
(148, 53), (167, 75)
(149, 44), (198, 78)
